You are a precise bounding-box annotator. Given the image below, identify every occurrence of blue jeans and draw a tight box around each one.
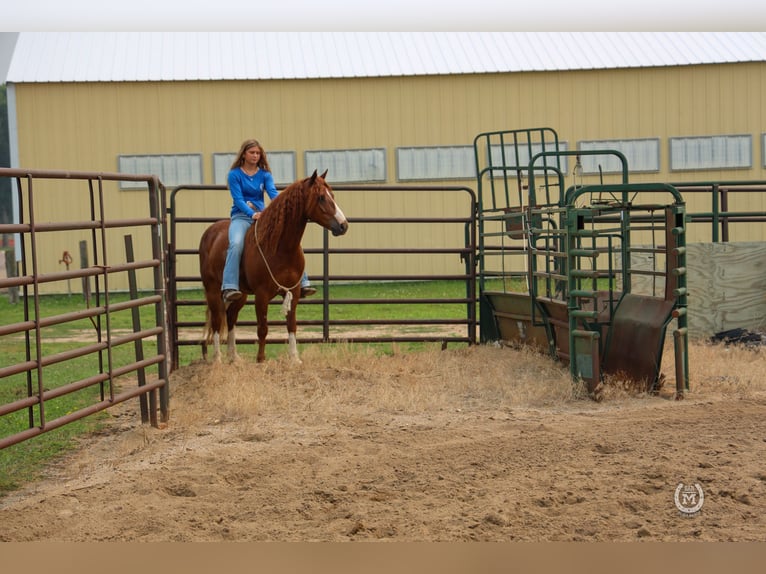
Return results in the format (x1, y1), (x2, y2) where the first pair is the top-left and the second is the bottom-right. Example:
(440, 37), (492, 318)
(222, 213), (310, 291)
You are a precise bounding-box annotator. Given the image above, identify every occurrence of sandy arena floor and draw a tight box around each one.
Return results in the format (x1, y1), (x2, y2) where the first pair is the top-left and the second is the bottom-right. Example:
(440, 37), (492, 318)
(0, 343), (764, 542)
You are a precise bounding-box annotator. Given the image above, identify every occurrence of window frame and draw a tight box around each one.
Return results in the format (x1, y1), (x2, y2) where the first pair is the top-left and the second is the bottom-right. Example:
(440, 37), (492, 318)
(213, 151), (296, 187)
(669, 134), (752, 172)
(304, 148), (387, 183)
(117, 153), (203, 190)
(577, 138), (660, 174)
(395, 145), (476, 182)
(487, 141), (569, 176)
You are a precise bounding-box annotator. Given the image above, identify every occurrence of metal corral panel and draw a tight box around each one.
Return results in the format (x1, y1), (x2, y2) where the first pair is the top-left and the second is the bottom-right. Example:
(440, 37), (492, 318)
(7, 32), (766, 83)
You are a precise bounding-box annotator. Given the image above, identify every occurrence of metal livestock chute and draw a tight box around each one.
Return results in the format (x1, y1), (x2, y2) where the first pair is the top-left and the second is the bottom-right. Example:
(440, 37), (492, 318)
(474, 127), (689, 399)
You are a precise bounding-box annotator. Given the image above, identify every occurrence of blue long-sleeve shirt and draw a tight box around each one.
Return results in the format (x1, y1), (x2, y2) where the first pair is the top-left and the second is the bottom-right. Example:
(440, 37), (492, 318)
(227, 167), (279, 218)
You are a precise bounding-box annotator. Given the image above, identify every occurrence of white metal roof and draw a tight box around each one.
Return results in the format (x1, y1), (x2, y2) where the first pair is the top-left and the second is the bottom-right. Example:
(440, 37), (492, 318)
(6, 31), (766, 84)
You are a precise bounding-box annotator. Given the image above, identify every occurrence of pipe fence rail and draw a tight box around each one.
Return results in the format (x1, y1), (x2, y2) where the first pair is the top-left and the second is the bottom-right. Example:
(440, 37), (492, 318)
(2, 168), (765, 449)
(167, 184), (478, 369)
(0, 168), (170, 450)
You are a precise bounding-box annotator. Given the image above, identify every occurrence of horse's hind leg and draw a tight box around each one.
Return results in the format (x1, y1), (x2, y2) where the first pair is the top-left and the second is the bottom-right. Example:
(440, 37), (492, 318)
(226, 299), (246, 362)
(203, 301), (225, 364)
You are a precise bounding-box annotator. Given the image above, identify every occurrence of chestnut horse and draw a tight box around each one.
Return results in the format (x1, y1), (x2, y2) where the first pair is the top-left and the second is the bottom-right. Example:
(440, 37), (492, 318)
(198, 170), (349, 363)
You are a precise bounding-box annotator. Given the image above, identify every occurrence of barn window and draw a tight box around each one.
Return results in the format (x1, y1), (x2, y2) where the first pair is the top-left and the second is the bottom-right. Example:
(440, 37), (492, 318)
(488, 141), (569, 176)
(118, 154), (203, 190)
(396, 146), (476, 181)
(213, 151), (296, 187)
(577, 138), (660, 174)
(669, 135), (752, 171)
(304, 148), (386, 183)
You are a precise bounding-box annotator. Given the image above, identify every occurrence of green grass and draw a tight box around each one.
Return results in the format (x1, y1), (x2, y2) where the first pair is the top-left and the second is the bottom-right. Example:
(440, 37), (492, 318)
(0, 290), (173, 495)
(172, 280), (482, 364)
(0, 280), (482, 496)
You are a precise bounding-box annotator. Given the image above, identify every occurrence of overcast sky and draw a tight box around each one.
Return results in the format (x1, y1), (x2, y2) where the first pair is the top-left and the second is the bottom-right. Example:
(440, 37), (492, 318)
(0, 33), (19, 84)
(2, 1), (764, 32)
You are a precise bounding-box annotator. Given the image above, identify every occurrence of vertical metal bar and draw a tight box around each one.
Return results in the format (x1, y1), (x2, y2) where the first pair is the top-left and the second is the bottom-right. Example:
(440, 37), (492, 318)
(673, 328), (687, 399)
(672, 204), (689, 392)
(166, 188), (180, 371)
(322, 227), (330, 342)
(85, 179), (105, 399)
(79, 240), (90, 303)
(711, 183), (720, 243)
(148, 176), (169, 424)
(25, 176), (48, 430)
(621, 206), (632, 294)
(590, 333), (601, 396)
(720, 187), (729, 242)
(567, 208), (577, 379)
(96, 177), (115, 403)
(467, 192), (477, 344)
(124, 234), (150, 424)
(17, 176), (39, 430)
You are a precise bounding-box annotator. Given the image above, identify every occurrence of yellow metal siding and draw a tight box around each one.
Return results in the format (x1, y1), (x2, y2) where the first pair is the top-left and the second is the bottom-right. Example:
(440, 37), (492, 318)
(12, 62), (766, 292)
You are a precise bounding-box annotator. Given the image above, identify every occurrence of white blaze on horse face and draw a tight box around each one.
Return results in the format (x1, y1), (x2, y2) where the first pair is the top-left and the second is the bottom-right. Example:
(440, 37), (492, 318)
(325, 187), (348, 226)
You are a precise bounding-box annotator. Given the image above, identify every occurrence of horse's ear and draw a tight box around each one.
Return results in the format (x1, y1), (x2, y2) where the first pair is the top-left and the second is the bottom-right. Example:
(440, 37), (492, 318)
(309, 169), (318, 184)
(320, 169), (328, 180)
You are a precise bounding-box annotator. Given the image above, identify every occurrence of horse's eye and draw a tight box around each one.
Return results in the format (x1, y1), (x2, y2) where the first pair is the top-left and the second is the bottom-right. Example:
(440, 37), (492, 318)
(318, 195), (325, 202)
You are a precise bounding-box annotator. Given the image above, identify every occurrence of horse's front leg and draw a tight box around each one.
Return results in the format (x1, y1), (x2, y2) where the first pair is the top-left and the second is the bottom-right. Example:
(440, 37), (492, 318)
(255, 296), (270, 363)
(285, 287), (302, 363)
(226, 328), (239, 362)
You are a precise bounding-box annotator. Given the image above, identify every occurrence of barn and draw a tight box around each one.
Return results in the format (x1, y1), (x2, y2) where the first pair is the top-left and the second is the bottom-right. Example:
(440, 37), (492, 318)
(3, 31), (766, 292)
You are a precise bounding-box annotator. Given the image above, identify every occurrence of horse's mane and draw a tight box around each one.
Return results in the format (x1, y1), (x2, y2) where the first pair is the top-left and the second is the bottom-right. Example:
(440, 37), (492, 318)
(253, 177), (309, 255)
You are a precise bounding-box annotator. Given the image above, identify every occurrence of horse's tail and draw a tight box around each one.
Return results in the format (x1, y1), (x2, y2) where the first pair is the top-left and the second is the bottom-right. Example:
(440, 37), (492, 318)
(202, 306), (215, 345)
(202, 304), (230, 344)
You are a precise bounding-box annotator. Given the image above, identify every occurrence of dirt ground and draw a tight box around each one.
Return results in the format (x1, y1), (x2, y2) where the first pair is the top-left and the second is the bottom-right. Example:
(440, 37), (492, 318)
(0, 341), (764, 542)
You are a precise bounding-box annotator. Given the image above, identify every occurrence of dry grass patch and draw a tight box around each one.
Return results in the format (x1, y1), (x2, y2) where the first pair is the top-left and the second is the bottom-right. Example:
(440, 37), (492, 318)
(684, 339), (765, 397)
(165, 338), (765, 437)
(168, 343), (579, 431)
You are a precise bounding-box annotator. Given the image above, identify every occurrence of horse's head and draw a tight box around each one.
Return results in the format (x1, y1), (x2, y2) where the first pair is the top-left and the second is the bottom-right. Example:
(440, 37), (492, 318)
(305, 169), (349, 237)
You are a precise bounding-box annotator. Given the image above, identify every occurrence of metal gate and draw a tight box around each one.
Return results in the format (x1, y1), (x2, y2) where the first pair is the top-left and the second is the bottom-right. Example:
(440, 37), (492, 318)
(474, 128), (690, 398)
(0, 168), (170, 449)
(167, 184), (478, 369)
